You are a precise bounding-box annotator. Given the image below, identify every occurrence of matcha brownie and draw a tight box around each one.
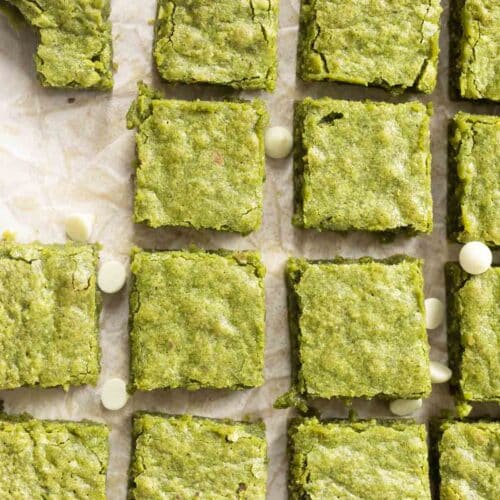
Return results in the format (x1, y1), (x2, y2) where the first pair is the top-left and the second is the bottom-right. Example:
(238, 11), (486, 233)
(0, 414), (109, 499)
(297, 0), (442, 93)
(154, 0), (279, 91)
(293, 98), (433, 235)
(277, 256), (431, 410)
(289, 418), (431, 499)
(4, 0), (113, 89)
(435, 420), (499, 499)
(451, 0), (500, 101)
(129, 413), (267, 499)
(127, 83), (267, 234)
(448, 112), (499, 246)
(0, 240), (101, 389)
(445, 263), (500, 416)
(129, 248), (266, 391)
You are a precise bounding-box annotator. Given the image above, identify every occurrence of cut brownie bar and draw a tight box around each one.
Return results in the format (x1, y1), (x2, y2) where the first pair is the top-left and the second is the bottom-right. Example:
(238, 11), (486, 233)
(293, 98), (433, 235)
(129, 248), (266, 391)
(154, 0), (279, 91)
(129, 413), (267, 499)
(435, 420), (499, 500)
(289, 418), (431, 499)
(0, 414), (109, 499)
(127, 83), (267, 234)
(445, 263), (499, 416)
(451, 0), (500, 101)
(0, 240), (101, 389)
(276, 256), (431, 410)
(297, 0), (442, 93)
(448, 112), (499, 246)
(5, 0), (113, 89)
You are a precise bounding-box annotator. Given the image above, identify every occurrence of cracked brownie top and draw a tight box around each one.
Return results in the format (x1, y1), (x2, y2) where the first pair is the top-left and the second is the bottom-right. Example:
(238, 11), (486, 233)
(154, 0), (279, 91)
(0, 240), (101, 389)
(297, 0), (442, 93)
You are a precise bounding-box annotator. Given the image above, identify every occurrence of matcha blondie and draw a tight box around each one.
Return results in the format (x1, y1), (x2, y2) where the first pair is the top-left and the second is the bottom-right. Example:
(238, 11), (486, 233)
(129, 413), (267, 499)
(448, 112), (499, 246)
(289, 418), (431, 499)
(445, 263), (500, 415)
(451, 0), (500, 101)
(127, 83), (267, 234)
(129, 248), (266, 391)
(5, 0), (113, 89)
(435, 420), (499, 499)
(0, 414), (109, 499)
(0, 241), (101, 389)
(154, 0), (279, 91)
(277, 256), (431, 410)
(297, 0), (442, 93)
(293, 98), (433, 235)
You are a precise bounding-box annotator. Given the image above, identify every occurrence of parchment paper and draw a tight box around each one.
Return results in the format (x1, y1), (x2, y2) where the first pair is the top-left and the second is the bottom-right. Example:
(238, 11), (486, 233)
(0, 1), (499, 498)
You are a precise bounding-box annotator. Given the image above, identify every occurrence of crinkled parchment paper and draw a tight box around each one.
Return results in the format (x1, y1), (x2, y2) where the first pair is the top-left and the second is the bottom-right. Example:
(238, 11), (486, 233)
(0, 1), (499, 498)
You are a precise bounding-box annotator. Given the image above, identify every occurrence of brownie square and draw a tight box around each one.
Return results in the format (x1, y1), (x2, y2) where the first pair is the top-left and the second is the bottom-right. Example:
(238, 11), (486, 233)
(445, 263), (500, 415)
(0, 415), (109, 498)
(154, 0), (279, 91)
(129, 413), (267, 498)
(129, 248), (266, 391)
(278, 256), (430, 407)
(435, 420), (499, 499)
(448, 112), (499, 246)
(5, 0), (113, 89)
(293, 98), (433, 235)
(289, 418), (431, 499)
(451, 0), (500, 101)
(127, 83), (267, 234)
(0, 241), (101, 389)
(297, 0), (442, 93)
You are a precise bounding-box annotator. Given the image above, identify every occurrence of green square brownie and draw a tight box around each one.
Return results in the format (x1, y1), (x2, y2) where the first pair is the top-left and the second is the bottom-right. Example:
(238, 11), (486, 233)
(293, 98), (433, 235)
(445, 263), (500, 415)
(277, 256), (431, 409)
(127, 83), (267, 234)
(129, 248), (266, 391)
(451, 0), (500, 101)
(5, 0), (113, 89)
(297, 0), (442, 93)
(289, 418), (431, 499)
(0, 240), (101, 389)
(435, 420), (499, 499)
(154, 0), (278, 91)
(448, 112), (499, 246)
(129, 413), (267, 498)
(0, 414), (109, 499)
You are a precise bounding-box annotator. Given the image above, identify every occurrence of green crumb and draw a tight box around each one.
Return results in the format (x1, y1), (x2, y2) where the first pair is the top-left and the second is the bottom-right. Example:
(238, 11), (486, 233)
(127, 83), (267, 234)
(448, 112), (499, 246)
(279, 256), (431, 408)
(445, 264), (500, 414)
(129, 248), (266, 391)
(129, 413), (267, 499)
(0, 241), (101, 390)
(297, 0), (442, 93)
(289, 418), (431, 499)
(154, 0), (279, 91)
(0, 415), (109, 499)
(4, 0), (113, 90)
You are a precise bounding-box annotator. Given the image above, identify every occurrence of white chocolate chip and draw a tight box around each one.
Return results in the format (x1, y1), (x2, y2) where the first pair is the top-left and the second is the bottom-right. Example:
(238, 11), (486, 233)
(101, 378), (128, 411)
(424, 298), (445, 330)
(97, 260), (126, 294)
(264, 126), (293, 159)
(65, 213), (94, 242)
(430, 361), (452, 384)
(389, 399), (423, 416)
(459, 241), (492, 275)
